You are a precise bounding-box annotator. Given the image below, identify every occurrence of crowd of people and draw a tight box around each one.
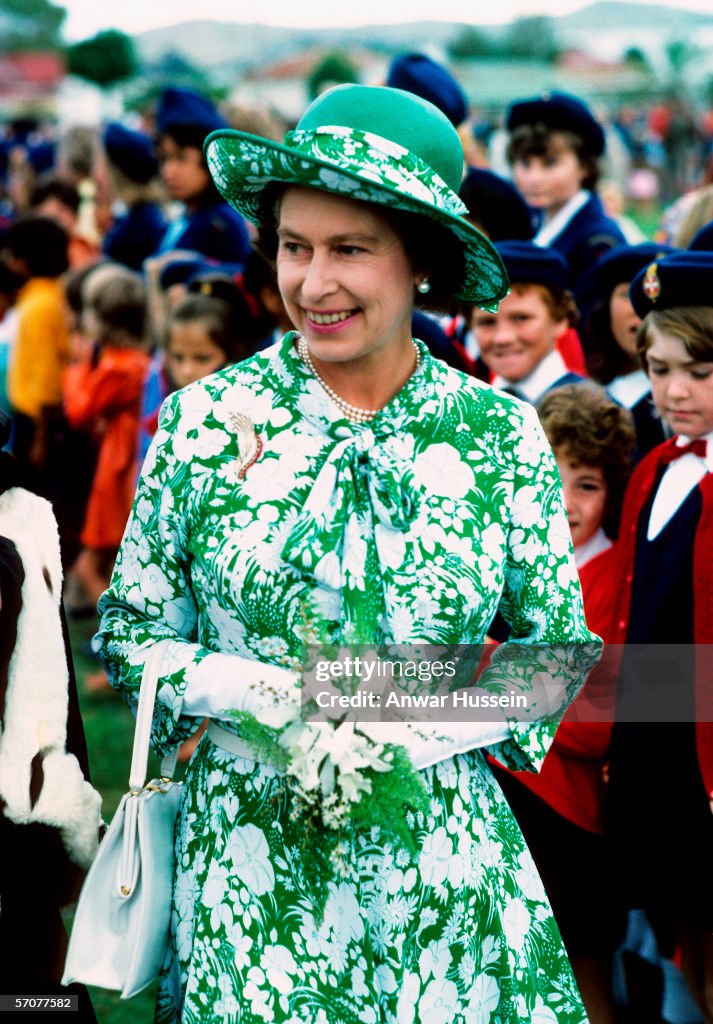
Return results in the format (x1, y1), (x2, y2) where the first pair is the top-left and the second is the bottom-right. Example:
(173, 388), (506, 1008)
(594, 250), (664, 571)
(1, 50), (713, 1024)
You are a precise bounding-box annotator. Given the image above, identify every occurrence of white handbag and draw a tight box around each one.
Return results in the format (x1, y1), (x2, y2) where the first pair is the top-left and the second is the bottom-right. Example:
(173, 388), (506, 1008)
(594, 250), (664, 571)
(62, 640), (183, 999)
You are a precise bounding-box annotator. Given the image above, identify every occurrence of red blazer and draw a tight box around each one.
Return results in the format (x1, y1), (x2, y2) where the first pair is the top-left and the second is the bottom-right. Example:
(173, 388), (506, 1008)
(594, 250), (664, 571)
(608, 437), (713, 808)
(491, 545), (617, 833)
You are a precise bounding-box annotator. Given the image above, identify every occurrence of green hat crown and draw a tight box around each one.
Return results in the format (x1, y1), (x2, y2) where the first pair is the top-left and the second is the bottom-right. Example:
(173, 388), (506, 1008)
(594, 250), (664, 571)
(295, 84), (465, 195)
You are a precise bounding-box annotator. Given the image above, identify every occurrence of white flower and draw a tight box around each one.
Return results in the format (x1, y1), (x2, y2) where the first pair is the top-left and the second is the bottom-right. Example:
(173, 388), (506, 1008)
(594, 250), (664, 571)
(323, 883), (363, 943)
(547, 508), (572, 558)
(229, 922), (252, 972)
(501, 896), (531, 951)
(514, 851), (545, 901)
(480, 522), (506, 560)
(413, 443), (475, 499)
(227, 824), (275, 895)
(261, 944), (297, 995)
(531, 995), (559, 1023)
(418, 978), (459, 1024)
(511, 484), (543, 528)
(465, 972), (500, 1022)
(419, 826), (454, 888)
(395, 970), (420, 1024)
(201, 859), (229, 909)
(418, 937), (452, 982)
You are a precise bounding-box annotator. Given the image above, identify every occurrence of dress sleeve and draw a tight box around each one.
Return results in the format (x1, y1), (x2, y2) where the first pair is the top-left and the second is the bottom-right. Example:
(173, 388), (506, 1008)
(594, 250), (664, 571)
(481, 402), (601, 772)
(94, 390), (217, 754)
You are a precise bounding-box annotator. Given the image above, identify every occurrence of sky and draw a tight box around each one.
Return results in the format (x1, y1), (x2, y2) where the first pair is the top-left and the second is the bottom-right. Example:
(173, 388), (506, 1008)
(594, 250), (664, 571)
(60, 0), (713, 41)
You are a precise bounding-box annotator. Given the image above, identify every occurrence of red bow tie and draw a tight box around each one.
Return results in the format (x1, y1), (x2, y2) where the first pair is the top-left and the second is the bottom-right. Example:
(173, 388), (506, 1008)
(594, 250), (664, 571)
(661, 438), (708, 465)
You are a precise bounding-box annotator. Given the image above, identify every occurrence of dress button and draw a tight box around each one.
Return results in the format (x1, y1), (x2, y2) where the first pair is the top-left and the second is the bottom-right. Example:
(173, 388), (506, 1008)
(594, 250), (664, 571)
(618, 620), (626, 630)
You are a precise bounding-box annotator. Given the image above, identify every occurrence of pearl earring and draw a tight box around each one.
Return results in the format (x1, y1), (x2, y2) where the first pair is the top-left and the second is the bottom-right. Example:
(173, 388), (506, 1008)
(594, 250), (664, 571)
(416, 278), (431, 294)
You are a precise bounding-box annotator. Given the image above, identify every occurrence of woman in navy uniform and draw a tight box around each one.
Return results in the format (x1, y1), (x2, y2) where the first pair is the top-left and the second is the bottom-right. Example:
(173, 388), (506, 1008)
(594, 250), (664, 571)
(155, 87), (251, 267)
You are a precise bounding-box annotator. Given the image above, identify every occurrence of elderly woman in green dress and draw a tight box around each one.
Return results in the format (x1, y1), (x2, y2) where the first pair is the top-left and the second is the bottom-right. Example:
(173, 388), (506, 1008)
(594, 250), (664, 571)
(96, 84), (598, 1023)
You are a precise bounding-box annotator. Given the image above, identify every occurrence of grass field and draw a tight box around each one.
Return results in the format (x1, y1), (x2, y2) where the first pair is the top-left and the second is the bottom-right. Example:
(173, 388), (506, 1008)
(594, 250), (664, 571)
(69, 615), (163, 1024)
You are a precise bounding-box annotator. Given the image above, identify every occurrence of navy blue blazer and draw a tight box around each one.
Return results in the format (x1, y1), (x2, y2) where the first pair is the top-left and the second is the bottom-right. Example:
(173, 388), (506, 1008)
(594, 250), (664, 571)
(102, 202), (167, 271)
(546, 193), (627, 311)
(160, 200), (252, 266)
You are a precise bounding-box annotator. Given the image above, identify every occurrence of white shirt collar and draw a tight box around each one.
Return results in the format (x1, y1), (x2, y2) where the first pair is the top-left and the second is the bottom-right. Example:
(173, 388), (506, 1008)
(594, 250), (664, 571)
(533, 189), (590, 247)
(574, 527), (611, 569)
(647, 428), (713, 540)
(606, 368), (652, 410)
(492, 349), (568, 405)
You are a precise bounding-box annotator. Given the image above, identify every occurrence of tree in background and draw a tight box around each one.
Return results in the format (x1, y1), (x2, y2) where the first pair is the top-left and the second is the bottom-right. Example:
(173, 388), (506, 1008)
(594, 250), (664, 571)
(502, 16), (560, 63)
(0, 0), (66, 53)
(447, 26), (495, 60)
(307, 51), (358, 101)
(66, 29), (138, 89)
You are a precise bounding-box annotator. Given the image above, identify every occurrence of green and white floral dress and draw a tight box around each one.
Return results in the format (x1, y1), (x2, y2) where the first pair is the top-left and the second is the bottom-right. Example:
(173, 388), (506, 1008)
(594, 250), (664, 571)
(97, 333), (595, 1024)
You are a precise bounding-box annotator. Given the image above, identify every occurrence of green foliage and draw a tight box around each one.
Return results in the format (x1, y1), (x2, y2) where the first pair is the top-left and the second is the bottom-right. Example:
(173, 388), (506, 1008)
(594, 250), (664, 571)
(624, 46), (650, 69)
(307, 50), (359, 101)
(0, 0), (66, 53)
(447, 26), (495, 59)
(503, 16), (560, 63)
(66, 29), (138, 88)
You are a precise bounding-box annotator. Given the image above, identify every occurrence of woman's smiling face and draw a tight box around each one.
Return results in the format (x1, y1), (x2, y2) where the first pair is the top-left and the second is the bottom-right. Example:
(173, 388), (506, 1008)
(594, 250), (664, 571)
(276, 187), (417, 370)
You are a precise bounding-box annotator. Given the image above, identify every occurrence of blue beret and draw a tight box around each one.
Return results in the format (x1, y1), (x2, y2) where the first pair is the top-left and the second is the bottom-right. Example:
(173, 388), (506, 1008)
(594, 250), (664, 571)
(103, 122), (158, 183)
(159, 254), (220, 291)
(629, 250), (713, 317)
(593, 242), (677, 297)
(156, 87), (228, 137)
(27, 140), (56, 175)
(386, 53), (467, 128)
(688, 220), (713, 252)
(495, 240), (569, 291)
(506, 90), (606, 157)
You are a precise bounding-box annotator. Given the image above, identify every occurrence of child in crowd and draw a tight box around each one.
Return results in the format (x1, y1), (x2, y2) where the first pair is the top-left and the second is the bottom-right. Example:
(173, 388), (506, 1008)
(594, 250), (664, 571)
(606, 250), (713, 1024)
(472, 240), (583, 403)
(5, 215), (70, 496)
(138, 272), (265, 466)
(583, 243), (677, 462)
(154, 87), (251, 266)
(63, 267), (150, 606)
(100, 122), (167, 272)
(492, 381), (635, 1024)
(505, 91), (626, 310)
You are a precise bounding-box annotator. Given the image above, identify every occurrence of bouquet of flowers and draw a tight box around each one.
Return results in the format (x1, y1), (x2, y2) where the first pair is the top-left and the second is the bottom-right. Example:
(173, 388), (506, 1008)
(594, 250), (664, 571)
(228, 694), (429, 915)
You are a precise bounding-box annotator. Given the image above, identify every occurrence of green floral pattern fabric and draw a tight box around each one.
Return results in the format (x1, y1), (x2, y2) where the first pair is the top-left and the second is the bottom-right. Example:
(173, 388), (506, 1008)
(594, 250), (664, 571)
(96, 334), (594, 1023)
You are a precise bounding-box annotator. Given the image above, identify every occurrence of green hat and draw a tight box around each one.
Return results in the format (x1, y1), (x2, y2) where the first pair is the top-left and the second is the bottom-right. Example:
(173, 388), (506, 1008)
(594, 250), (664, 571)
(204, 84), (508, 309)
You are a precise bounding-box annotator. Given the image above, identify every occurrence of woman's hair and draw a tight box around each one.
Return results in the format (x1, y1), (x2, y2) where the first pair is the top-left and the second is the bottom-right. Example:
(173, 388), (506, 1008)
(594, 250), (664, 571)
(673, 184), (713, 248)
(581, 296), (630, 384)
(507, 123), (600, 191)
(537, 381), (635, 538)
(636, 306), (713, 363)
(87, 268), (147, 345)
(253, 183), (466, 316)
(166, 276), (266, 363)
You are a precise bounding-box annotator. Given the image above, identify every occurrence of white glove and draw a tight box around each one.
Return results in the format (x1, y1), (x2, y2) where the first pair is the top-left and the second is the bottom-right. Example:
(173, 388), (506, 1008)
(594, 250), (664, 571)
(182, 652), (301, 729)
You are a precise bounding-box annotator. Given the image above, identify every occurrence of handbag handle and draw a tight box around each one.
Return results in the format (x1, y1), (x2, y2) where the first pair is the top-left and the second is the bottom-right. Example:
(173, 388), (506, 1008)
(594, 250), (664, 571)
(129, 640), (180, 790)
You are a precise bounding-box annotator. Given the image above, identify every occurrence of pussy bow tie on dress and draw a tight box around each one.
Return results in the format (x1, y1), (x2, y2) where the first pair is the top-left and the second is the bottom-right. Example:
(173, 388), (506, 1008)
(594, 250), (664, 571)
(281, 428), (421, 642)
(661, 438), (708, 465)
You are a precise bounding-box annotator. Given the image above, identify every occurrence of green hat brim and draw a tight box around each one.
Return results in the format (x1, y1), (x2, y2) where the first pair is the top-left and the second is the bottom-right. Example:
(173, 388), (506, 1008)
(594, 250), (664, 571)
(205, 127), (508, 309)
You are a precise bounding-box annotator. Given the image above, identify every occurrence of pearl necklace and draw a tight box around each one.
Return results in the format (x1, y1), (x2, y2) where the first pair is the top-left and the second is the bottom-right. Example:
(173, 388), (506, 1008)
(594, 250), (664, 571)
(297, 336), (421, 425)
